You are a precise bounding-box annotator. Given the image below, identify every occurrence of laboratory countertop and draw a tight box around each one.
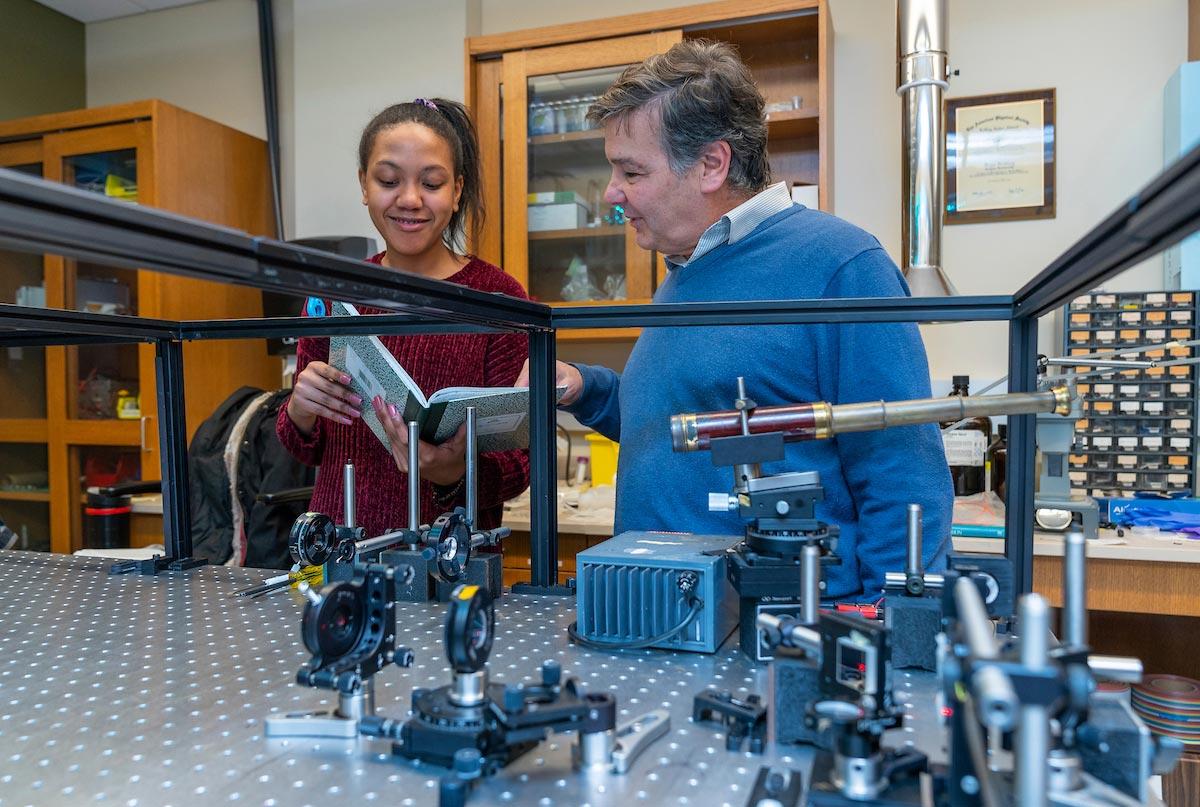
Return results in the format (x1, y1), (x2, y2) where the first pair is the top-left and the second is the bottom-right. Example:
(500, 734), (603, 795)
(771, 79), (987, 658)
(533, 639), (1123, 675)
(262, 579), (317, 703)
(130, 491), (1200, 564)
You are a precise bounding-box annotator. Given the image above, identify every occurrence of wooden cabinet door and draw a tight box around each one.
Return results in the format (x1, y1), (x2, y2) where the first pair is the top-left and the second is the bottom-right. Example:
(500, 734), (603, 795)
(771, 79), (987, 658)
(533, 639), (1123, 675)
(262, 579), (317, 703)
(42, 123), (158, 550)
(0, 141), (53, 551)
(0, 140), (51, 427)
(499, 31), (681, 314)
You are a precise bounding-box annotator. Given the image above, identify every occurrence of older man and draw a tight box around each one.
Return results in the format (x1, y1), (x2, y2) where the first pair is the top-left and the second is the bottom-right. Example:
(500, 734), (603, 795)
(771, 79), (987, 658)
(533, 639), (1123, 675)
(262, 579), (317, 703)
(522, 39), (952, 600)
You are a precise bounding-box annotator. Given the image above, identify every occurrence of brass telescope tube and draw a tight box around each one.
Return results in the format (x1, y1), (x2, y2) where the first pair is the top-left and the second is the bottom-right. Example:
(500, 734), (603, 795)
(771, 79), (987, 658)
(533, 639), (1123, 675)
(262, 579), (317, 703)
(670, 387), (1071, 452)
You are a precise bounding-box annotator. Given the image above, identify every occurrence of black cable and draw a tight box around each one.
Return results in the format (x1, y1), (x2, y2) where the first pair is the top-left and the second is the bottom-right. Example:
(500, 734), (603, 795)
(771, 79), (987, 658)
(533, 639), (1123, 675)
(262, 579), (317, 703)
(567, 597), (703, 651)
(256, 0), (285, 239)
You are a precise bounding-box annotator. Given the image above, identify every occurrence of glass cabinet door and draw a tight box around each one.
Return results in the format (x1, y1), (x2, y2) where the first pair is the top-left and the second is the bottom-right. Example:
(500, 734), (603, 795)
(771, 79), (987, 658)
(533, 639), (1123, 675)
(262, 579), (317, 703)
(0, 443), (50, 553)
(526, 64), (635, 304)
(71, 445), (143, 548)
(502, 31), (680, 307)
(43, 124), (151, 422)
(0, 145), (48, 420)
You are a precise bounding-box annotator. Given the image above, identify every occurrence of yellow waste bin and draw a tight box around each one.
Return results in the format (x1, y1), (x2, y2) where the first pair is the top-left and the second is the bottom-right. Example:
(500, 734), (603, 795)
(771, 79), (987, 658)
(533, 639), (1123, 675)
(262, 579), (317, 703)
(584, 433), (619, 486)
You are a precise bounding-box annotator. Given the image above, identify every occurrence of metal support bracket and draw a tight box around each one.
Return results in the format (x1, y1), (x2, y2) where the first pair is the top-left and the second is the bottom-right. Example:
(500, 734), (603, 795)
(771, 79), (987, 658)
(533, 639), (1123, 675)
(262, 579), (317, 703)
(693, 689), (767, 753)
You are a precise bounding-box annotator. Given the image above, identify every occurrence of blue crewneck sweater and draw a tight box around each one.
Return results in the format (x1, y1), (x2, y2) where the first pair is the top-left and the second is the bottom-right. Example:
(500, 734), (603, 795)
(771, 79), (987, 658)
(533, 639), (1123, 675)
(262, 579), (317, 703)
(566, 205), (953, 600)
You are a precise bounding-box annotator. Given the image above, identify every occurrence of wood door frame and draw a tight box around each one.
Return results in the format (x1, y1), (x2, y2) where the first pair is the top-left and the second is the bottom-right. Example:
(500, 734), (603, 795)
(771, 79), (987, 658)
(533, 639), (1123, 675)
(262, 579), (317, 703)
(468, 58), (504, 267)
(467, 0), (819, 56)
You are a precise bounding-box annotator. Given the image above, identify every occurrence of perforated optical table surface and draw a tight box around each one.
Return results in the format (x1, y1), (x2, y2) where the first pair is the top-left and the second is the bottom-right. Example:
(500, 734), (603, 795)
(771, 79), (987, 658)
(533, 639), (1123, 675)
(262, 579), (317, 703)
(0, 550), (944, 807)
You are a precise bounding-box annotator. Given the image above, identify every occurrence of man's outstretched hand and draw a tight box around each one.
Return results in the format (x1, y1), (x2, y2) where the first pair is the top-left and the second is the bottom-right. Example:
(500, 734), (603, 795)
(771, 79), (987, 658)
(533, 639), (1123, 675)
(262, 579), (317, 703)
(514, 359), (584, 407)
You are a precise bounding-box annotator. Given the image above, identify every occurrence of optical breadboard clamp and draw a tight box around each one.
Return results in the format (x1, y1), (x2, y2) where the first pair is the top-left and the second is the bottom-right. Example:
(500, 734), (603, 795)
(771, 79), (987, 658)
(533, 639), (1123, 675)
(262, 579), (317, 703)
(264, 562), (415, 739)
(574, 531), (739, 653)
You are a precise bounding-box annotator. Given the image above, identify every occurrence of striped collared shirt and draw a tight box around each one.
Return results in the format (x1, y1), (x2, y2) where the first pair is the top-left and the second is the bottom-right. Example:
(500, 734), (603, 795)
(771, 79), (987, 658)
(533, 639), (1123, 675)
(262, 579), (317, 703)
(665, 181), (794, 270)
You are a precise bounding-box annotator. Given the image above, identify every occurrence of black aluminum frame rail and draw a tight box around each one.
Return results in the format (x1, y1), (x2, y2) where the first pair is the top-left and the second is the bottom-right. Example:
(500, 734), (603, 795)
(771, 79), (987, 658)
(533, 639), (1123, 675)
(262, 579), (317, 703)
(0, 168), (552, 332)
(177, 314), (506, 340)
(552, 295), (1014, 328)
(0, 302), (176, 341)
(1014, 141), (1200, 319)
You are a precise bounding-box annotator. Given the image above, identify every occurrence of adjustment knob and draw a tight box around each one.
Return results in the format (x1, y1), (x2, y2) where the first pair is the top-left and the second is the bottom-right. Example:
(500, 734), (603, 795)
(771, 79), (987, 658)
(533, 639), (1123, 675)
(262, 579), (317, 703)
(542, 660), (562, 687)
(453, 748), (483, 776)
(503, 685), (525, 712)
(708, 493), (737, 512)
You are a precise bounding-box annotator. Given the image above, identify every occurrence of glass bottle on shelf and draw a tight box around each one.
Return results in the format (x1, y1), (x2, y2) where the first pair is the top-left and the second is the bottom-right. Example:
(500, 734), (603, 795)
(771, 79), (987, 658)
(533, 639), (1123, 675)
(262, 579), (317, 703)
(940, 375), (992, 496)
(580, 95), (598, 130)
(552, 100), (568, 134)
(529, 102), (555, 136)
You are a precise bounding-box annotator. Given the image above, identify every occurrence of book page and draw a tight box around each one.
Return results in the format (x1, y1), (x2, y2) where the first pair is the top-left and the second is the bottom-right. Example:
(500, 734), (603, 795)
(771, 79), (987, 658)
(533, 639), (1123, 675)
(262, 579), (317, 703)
(428, 385), (568, 405)
(427, 386), (518, 405)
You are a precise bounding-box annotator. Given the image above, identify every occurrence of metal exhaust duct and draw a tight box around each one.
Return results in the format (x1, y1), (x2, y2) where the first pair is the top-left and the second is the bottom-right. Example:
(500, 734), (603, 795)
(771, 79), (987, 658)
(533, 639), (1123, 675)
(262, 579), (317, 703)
(897, 0), (957, 296)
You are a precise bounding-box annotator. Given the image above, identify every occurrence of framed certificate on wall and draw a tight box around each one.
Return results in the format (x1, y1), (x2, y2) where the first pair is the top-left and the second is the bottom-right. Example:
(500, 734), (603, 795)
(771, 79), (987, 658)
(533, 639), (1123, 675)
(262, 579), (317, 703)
(946, 88), (1056, 224)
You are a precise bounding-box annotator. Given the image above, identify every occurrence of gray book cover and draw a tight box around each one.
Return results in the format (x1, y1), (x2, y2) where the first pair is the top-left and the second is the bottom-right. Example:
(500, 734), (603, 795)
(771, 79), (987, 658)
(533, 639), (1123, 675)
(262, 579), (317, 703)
(327, 301), (533, 453)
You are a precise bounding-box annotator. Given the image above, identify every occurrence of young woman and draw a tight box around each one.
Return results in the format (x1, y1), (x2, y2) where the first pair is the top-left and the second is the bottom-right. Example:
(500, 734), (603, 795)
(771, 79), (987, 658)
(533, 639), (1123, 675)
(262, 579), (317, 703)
(277, 98), (529, 538)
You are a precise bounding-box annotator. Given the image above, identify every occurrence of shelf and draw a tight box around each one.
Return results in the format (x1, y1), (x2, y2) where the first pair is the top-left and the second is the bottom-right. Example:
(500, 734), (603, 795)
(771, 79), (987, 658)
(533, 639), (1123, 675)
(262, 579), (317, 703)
(0, 420), (49, 442)
(766, 108), (819, 139)
(0, 490), (50, 502)
(528, 225), (625, 241)
(529, 129), (604, 146)
(63, 419), (142, 445)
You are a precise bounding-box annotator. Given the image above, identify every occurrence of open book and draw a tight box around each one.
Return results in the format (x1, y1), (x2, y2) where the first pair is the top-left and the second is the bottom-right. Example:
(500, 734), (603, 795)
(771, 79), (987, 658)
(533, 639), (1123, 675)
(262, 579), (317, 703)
(327, 301), (536, 453)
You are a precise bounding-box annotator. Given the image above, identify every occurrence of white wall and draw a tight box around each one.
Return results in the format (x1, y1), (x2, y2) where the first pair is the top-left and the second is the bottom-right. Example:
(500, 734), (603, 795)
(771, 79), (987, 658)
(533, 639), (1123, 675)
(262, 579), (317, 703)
(88, 0), (267, 139)
(290, 0), (479, 243)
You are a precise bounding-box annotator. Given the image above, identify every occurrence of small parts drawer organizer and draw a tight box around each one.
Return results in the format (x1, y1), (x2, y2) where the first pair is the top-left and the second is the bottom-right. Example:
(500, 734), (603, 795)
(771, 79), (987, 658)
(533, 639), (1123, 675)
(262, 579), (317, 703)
(1065, 291), (1198, 498)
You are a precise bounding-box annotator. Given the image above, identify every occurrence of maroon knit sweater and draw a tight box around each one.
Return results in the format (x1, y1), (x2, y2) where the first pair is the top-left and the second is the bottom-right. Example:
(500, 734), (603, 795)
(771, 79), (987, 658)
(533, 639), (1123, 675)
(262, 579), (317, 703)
(276, 255), (531, 537)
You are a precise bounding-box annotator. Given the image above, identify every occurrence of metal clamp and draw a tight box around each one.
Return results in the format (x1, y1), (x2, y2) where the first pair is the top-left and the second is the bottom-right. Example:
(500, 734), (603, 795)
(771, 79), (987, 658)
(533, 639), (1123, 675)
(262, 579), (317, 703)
(610, 709), (670, 774)
(693, 689), (767, 753)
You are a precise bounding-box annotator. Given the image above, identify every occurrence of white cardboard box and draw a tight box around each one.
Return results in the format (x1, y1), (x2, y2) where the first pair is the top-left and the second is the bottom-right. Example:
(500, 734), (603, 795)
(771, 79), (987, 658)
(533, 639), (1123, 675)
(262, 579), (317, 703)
(528, 202), (589, 231)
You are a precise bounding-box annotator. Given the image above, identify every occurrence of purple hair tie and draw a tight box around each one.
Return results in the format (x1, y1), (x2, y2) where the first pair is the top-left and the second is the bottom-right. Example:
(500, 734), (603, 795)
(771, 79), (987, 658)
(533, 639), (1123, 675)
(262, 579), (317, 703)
(414, 98), (438, 111)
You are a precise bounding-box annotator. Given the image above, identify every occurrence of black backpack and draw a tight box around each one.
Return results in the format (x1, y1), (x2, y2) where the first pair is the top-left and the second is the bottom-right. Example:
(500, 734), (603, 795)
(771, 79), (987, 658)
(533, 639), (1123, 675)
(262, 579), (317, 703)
(188, 386), (315, 569)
